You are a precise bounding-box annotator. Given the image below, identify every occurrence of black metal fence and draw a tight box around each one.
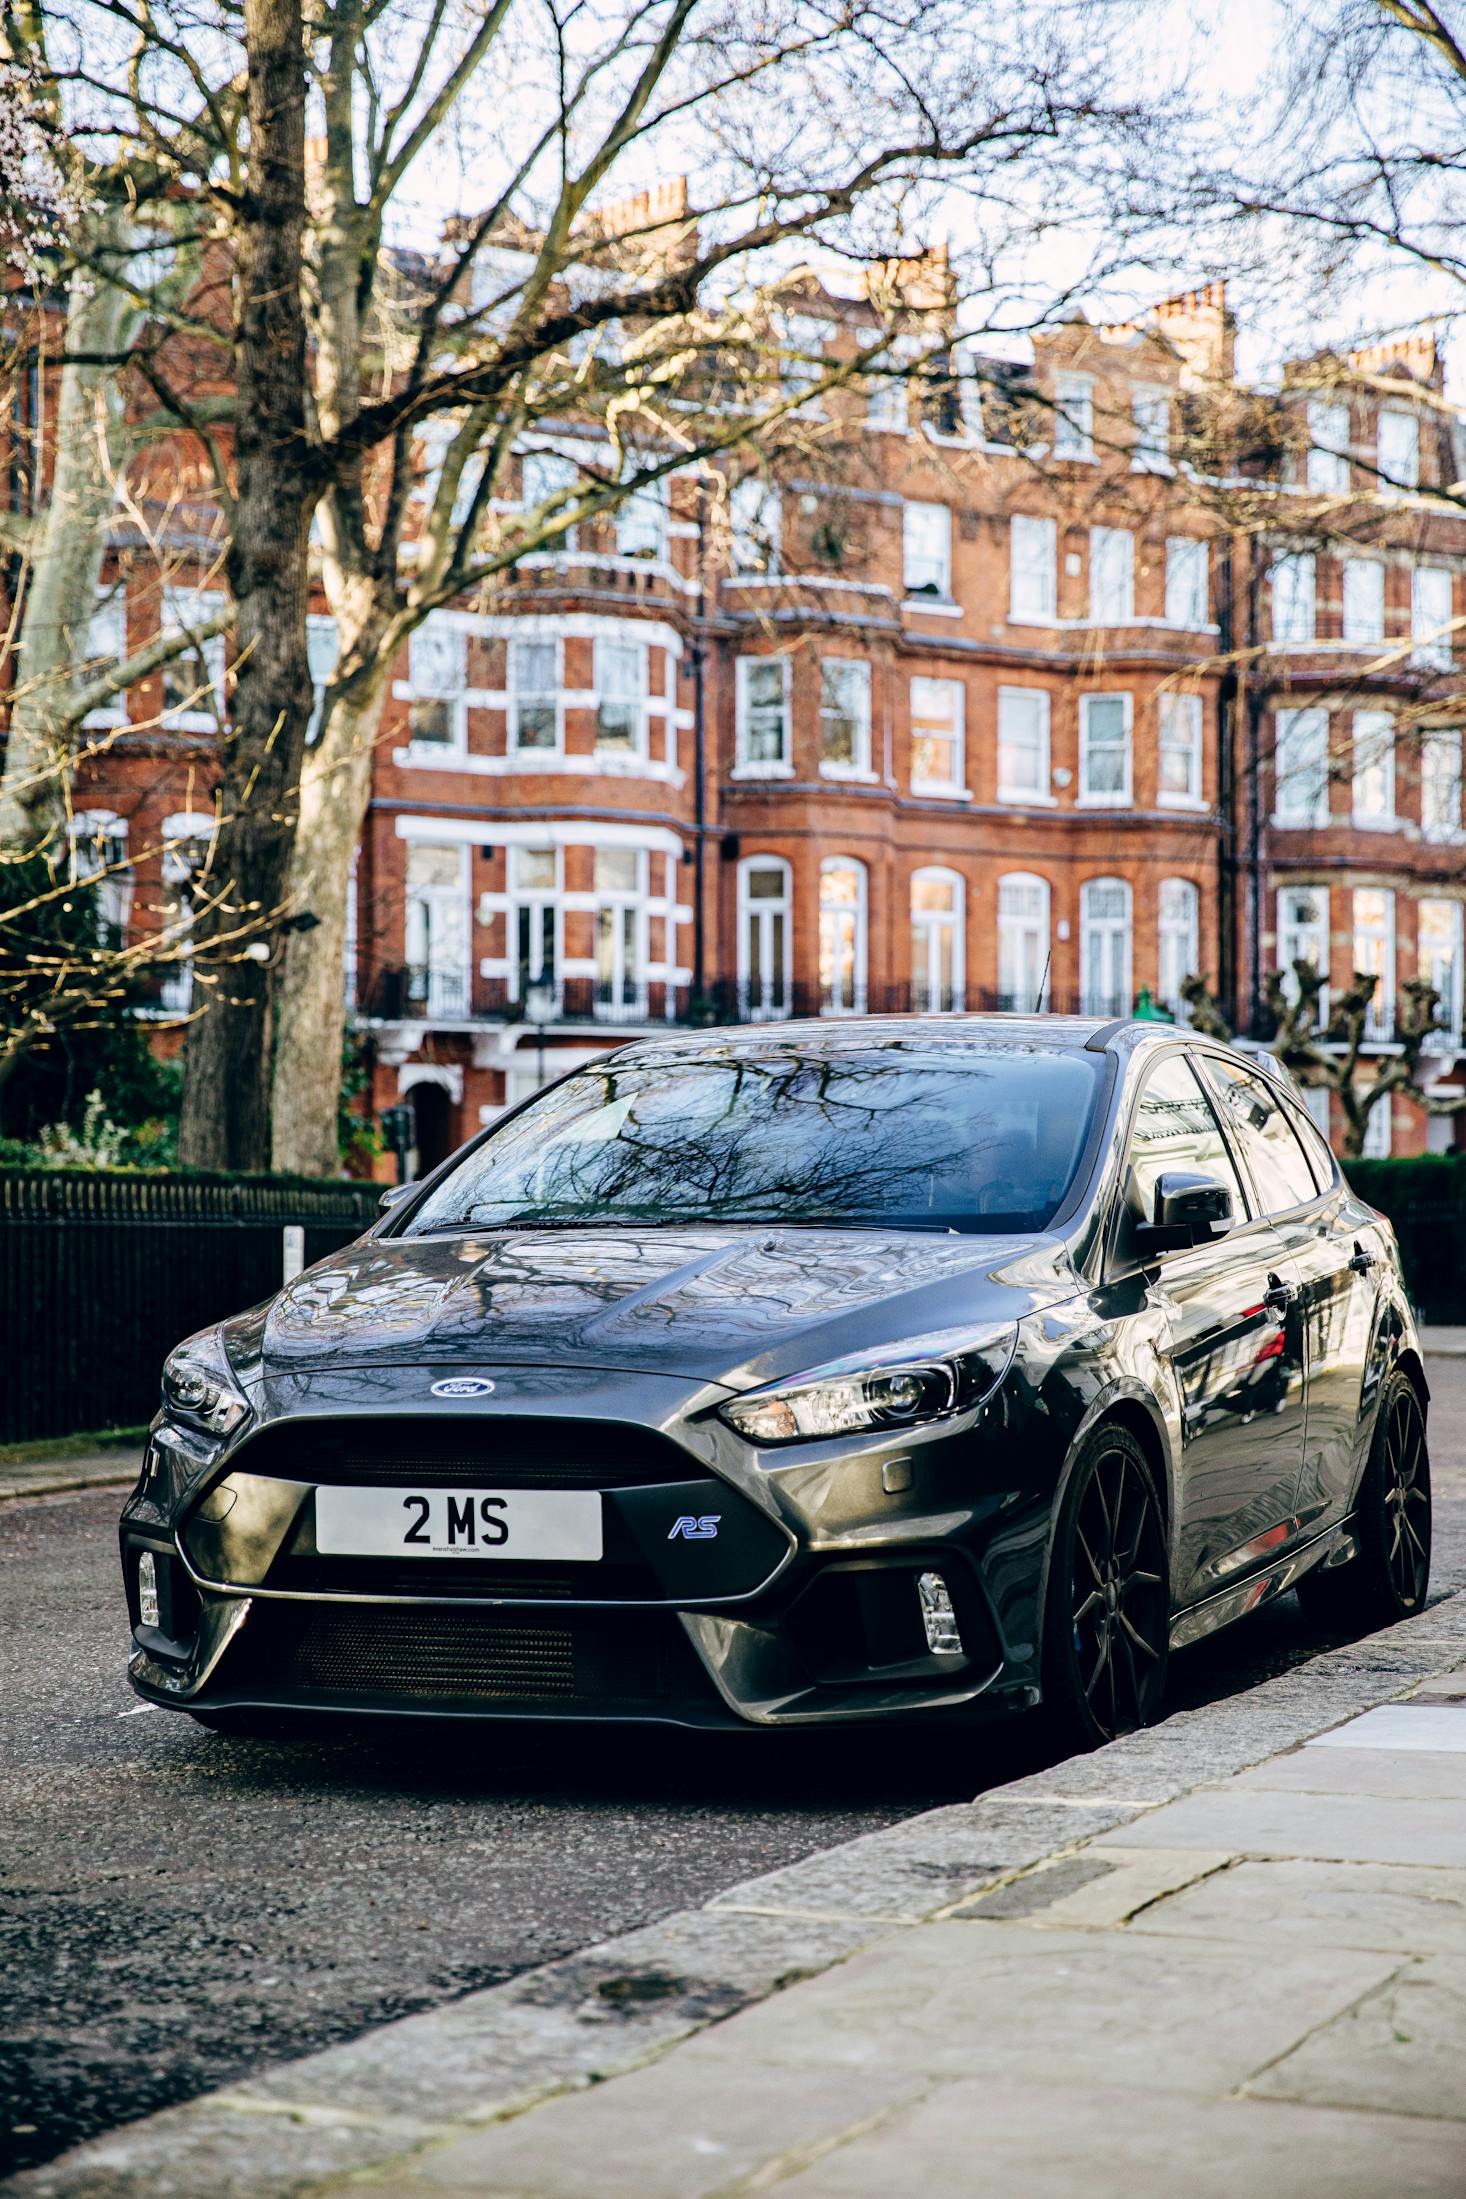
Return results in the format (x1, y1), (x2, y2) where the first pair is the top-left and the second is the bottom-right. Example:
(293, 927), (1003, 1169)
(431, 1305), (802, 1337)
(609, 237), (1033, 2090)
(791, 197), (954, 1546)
(1, 1169), (381, 1445)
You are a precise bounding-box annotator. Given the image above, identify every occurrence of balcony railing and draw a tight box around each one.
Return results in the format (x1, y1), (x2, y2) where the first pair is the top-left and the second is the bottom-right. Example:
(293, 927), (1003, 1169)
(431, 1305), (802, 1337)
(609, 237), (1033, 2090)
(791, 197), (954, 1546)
(360, 969), (1182, 1032)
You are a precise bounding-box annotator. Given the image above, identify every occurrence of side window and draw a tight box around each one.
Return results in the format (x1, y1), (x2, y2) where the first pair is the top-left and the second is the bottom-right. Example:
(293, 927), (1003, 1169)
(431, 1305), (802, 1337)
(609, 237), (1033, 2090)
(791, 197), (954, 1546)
(1114, 1054), (1248, 1270)
(1199, 1058), (1320, 1214)
(1281, 1097), (1338, 1194)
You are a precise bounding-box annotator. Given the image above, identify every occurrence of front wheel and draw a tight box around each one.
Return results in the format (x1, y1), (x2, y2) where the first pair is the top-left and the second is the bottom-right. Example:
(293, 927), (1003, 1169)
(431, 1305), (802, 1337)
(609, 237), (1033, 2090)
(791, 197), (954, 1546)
(1042, 1424), (1170, 1750)
(1296, 1369), (1431, 1633)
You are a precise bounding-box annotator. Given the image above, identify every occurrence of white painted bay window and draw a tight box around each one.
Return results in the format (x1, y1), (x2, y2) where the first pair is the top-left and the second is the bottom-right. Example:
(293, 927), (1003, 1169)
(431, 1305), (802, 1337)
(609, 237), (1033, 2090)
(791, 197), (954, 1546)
(405, 841), (471, 1020)
(735, 655), (792, 773)
(910, 676), (965, 793)
(1158, 878), (1200, 1017)
(1165, 536), (1209, 629)
(1158, 693), (1204, 808)
(510, 636), (560, 753)
(1351, 712), (1395, 828)
(997, 873), (1050, 1010)
(509, 845), (559, 1007)
(1081, 877), (1132, 1016)
(903, 500), (952, 598)
(997, 686), (1051, 804)
(615, 478), (668, 561)
(1273, 707), (1330, 826)
(1090, 526), (1135, 624)
(737, 857), (791, 1020)
(819, 858), (867, 1014)
(1078, 693), (1132, 807)
(593, 845), (647, 1018)
(1010, 514), (1057, 621)
(595, 637), (647, 757)
(911, 869), (964, 1013)
(819, 658), (872, 775)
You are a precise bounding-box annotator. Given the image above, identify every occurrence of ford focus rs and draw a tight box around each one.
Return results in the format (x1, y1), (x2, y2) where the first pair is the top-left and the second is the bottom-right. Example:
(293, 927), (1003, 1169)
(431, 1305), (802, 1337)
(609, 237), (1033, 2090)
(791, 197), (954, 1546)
(121, 1017), (1431, 1747)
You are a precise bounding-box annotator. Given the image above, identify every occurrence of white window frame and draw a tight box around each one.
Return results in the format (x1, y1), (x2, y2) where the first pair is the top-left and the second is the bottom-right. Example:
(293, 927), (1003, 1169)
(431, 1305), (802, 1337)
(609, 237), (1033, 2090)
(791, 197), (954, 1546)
(1080, 876), (1133, 1017)
(729, 476), (781, 576)
(1418, 898), (1464, 1051)
(911, 867), (965, 1013)
(594, 635), (649, 759)
(158, 809), (218, 1014)
(1010, 514), (1057, 622)
(1131, 385), (1172, 474)
(818, 856), (868, 1015)
(507, 843), (561, 1011)
(1157, 692), (1205, 811)
(818, 657), (873, 778)
(406, 840), (472, 1021)
(81, 586), (128, 728)
(737, 855), (793, 1021)
(1306, 398), (1351, 493)
(68, 809), (132, 938)
(1158, 878), (1200, 1018)
(1353, 886), (1395, 1039)
(1165, 536), (1209, 630)
(1412, 566), (1453, 670)
(1078, 691), (1133, 809)
(159, 585), (227, 730)
(406, 614), (467, 752)
(1351, 710), (1395, 830)
(1342, 559), (1385, 646)
(997, 872), (1051, 1011)
(903, 500), (952, 599)
(1053, 372), (1095, 461)
(1272, 707), (1330, 828)
(1271, 552), (1316, 645)
(1277, 885), (1330, 1009)
(509, 634), (562, 757)
(591, 844), (649, 1020)
(865, 334), (920, 432)
(615, 477), (668, 561)
(996, 686), (1053, 806)
(1378, 407), (1420, 493)
(734, 654), (793, 777)
(1090, 527), (1135, 625)
(1420, 728), (1464, 843)
(909, 676), (965, 795)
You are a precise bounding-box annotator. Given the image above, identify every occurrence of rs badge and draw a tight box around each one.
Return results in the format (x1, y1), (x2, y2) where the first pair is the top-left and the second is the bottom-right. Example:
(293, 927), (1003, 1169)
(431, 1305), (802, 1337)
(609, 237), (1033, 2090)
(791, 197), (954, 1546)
(668, 1514), (721, 1540)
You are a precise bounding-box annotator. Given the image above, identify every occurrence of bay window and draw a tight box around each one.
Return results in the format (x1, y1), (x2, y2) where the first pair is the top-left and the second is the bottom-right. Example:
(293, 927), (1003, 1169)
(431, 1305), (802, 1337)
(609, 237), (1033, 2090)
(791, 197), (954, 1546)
(510, 637), (560, 753)
(595, 637), (647, 757)
(735, 655), (792, 773)
(405, 841), (470, 1020)
(593, 845), (647, 1018)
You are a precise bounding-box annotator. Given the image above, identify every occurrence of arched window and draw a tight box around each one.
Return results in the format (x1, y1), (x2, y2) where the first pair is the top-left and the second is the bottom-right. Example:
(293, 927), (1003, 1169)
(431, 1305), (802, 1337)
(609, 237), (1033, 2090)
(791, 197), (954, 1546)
(819, 857), (867, 1014)
(1158, 877), (1200, 1019)
(159, 810), (216, 1013)
(737, 856), (791, 1020)
(911, 868), (964, 1013)
(997, 873), (1049, 1011)
(68, 811), (131, 945)
(1081, 876), (1132, 1017)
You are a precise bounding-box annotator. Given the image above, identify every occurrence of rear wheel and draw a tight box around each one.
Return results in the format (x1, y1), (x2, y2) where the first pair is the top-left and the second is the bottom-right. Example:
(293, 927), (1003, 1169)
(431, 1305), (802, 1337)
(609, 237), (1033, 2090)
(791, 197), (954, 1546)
(1042, 1424), (1170, 1750)
(1296, 1369), (1431, 1633)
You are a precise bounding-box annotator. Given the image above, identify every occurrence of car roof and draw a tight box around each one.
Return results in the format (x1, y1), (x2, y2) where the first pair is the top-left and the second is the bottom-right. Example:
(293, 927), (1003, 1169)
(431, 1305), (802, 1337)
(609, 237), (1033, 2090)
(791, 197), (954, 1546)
(609, 1014), (1220, 1064)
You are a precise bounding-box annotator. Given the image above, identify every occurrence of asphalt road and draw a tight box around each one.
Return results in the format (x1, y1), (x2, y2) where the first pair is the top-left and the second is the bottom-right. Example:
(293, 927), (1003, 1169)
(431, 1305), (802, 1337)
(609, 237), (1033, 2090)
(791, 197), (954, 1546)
(4, 1370), (1464, 2181)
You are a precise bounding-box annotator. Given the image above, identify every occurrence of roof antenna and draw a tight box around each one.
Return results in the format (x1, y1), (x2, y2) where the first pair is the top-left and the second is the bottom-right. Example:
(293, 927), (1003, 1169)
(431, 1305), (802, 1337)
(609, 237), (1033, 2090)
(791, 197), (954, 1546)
(1033, 948), (1051, 1015)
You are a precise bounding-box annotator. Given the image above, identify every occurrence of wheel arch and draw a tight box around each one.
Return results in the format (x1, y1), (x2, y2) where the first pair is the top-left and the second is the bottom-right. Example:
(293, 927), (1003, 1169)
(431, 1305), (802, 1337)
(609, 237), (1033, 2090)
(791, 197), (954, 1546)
(1036, 1383), (1175, 1636)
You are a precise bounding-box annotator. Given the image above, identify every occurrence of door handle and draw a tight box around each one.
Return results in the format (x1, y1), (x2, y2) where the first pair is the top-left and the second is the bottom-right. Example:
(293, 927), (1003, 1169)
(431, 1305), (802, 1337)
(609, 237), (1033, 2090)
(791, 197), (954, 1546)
(1264, 1272), (1297, 1313)
(1348, 1242), (1376, 1276)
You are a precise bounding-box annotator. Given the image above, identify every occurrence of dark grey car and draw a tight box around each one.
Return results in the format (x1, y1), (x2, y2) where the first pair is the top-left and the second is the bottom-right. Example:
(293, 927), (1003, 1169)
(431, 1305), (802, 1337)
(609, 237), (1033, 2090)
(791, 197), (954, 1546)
(121, 1017), (1431, 1748)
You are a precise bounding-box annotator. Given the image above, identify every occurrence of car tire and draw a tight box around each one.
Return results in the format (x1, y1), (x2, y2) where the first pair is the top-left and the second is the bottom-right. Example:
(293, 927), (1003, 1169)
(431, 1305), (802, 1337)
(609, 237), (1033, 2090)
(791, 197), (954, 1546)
(1296, 1368), (1431, 1634)
(1042, 1422), (1170, 1751)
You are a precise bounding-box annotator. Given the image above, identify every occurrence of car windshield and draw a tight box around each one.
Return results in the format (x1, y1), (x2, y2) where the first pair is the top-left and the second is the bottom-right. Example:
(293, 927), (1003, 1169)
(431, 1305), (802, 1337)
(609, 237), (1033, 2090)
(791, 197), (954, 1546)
(404, 1043), (1105, 1236)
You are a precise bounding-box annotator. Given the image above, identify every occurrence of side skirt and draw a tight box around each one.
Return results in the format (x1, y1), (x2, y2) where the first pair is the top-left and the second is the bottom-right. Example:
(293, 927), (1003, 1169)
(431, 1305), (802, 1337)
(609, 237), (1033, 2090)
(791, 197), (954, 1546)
(1168, 1519), (1359, 1654)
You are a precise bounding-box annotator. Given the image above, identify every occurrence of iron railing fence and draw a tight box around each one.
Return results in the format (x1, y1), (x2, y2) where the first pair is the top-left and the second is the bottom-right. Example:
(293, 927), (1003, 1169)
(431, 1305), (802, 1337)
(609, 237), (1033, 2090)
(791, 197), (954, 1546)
(0, 1169), (381, 1445)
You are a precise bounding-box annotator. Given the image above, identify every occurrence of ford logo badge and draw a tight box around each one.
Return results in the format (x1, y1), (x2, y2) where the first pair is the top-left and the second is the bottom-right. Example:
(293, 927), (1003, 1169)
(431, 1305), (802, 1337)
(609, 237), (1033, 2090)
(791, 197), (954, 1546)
(430, 1377), (496, 1399)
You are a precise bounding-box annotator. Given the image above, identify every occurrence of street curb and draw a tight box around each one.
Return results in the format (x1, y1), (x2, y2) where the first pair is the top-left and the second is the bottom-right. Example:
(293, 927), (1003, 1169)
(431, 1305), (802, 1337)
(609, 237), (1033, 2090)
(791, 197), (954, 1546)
(0, 1462), (141, 1506)
(10, 1585), (1466, 2199)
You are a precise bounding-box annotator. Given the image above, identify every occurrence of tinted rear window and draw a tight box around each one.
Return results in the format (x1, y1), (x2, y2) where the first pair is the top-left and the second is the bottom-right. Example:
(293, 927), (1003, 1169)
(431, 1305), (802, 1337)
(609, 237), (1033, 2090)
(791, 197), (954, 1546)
(406, 1045), (1106, 1236)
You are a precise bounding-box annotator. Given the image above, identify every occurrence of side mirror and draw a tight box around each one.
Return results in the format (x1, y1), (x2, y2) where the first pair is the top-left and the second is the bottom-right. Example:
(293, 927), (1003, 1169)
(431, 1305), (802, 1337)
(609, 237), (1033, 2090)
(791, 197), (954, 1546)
(1136, 1170), (1232, 1256)
(378, 1182), (413, 1213)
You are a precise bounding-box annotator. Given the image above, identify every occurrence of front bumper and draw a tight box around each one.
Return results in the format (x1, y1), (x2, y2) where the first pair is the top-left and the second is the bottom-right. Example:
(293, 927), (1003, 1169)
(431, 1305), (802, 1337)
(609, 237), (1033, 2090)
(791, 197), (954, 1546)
(121, 1372), (1049, 1730)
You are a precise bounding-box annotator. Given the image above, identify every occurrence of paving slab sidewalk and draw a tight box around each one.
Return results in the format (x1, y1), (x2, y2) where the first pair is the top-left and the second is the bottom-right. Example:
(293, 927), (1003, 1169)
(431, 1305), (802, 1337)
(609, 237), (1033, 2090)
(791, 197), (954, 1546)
(11, 1587), (1466, 2199)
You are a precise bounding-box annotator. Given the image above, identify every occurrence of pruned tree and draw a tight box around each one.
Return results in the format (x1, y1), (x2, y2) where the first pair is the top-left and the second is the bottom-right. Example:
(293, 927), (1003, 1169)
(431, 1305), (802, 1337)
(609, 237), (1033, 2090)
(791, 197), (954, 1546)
(1180, 962), (1464, 1158)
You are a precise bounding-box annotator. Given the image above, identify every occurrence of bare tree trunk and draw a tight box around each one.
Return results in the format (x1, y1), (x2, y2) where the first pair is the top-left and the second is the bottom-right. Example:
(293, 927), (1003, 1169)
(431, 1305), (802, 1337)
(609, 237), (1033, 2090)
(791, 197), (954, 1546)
(0, 202), (141, 855)
(177, 0), (312, 1172)
(270, 640), (390, 1175)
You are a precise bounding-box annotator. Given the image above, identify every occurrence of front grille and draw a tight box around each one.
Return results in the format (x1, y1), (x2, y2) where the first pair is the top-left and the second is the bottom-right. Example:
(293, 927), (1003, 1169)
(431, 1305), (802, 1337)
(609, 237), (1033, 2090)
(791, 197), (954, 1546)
(231, 1601), (701, 1705)
(268, 1556), (655, 1600)
(234, 1416), (700, 1490)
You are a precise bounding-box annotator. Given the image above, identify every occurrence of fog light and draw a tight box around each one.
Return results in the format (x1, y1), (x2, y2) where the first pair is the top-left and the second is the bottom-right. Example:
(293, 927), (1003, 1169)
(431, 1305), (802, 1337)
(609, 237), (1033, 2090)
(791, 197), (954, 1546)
(917, 1570), (963, 1657)
(137, 1550), (160, 1630)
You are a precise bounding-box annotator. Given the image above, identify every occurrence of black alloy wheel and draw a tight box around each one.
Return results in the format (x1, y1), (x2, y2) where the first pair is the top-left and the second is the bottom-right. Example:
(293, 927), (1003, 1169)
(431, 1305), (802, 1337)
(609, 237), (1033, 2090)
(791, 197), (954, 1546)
(1043, 1424), (1170, 1749)
(1297, 1368), (1432, 1632)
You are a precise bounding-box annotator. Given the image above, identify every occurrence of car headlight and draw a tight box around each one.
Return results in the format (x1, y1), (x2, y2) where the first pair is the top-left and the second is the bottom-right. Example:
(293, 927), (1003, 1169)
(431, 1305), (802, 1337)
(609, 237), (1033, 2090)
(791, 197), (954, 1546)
(719, 1322), (1017, 1447)
(160, 1325), (251, 1439)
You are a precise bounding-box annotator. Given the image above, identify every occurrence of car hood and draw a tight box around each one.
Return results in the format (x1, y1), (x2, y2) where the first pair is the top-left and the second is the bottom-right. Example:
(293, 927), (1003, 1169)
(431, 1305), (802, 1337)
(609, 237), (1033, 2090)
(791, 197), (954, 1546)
(228, 1224), (1077, 1391)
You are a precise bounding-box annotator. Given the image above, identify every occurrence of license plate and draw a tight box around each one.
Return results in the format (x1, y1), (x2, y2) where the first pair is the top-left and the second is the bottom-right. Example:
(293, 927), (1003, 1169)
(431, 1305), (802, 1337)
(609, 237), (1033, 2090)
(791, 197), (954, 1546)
(314, 1485), (603, 1562)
